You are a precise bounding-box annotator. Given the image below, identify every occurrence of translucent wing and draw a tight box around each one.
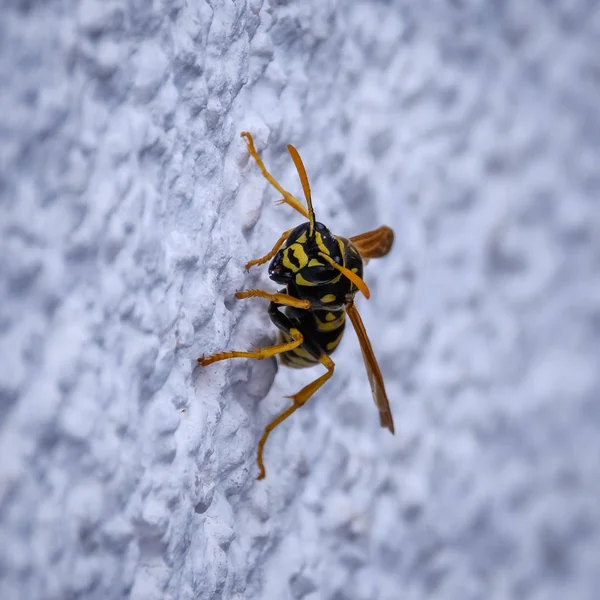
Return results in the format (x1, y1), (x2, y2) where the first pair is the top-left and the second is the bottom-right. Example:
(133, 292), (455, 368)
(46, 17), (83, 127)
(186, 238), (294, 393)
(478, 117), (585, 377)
(346, 302), (395, 433)
(349, 226), (394, 259)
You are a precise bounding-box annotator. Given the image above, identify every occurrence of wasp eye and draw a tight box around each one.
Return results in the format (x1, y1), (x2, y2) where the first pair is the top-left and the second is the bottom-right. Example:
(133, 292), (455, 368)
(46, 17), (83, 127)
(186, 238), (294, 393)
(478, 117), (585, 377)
(268, 251), (293, 284)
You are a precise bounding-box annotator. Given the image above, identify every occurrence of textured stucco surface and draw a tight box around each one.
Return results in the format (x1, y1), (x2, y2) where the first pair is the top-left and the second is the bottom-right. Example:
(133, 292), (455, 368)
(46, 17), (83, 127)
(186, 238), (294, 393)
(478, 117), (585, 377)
(1, 1), (600, 599)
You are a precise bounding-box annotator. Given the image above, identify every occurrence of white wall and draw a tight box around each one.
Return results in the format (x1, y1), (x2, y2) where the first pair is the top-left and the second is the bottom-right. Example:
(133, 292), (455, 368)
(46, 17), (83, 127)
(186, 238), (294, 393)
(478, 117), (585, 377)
(1, 1), (599, 599)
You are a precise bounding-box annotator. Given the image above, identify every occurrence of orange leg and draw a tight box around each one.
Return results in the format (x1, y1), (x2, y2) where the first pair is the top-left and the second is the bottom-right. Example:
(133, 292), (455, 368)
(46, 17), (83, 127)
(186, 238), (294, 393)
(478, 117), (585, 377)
(245, 228), (292, 271)
(235, 289), (310, 310)
(241, 131), (310, 219)
(198, 328), (303, 367)
(256, 354), (335, 480)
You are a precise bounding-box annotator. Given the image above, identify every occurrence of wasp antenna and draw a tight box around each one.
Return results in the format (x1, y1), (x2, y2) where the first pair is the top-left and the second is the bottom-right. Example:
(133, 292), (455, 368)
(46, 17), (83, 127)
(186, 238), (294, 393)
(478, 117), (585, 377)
(287, 144), (316, 236)
(318, 252), (371, 299)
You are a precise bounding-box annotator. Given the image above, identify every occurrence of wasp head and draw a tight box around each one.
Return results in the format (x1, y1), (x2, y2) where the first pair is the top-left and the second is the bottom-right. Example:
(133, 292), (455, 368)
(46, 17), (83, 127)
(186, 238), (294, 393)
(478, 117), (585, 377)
(269, 222), (343, 286)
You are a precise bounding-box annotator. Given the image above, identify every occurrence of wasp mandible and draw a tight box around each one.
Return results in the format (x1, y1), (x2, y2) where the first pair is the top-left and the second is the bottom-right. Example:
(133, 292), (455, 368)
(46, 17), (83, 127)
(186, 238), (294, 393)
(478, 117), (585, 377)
(199, 132), (395, 480)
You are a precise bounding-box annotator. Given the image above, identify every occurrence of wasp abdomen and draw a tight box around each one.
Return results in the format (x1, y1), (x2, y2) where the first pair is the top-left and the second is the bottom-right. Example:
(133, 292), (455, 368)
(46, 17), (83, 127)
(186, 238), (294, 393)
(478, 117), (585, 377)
(278, 308), (346, 369)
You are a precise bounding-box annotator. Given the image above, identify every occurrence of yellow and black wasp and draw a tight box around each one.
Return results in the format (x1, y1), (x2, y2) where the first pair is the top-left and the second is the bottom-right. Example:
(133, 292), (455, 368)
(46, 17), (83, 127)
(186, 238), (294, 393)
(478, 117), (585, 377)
(199, 131), (395, 479)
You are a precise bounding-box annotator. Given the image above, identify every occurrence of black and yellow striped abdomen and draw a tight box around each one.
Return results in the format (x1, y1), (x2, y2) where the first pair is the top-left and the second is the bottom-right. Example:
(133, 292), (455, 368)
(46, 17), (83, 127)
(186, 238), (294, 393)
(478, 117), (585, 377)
(278, 308), (346, 368)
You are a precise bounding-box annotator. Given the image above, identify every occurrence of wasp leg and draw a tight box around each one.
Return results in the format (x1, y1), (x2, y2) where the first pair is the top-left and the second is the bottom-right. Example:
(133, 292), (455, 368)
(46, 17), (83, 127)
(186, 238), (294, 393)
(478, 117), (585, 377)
(245, 228), (292, 271)
(198, 294), (312, 366)
(235, 289), (311, 310)
(256, 354), (335, 480)
(241, 131), (310, 219)
(198, 327), (303, 367)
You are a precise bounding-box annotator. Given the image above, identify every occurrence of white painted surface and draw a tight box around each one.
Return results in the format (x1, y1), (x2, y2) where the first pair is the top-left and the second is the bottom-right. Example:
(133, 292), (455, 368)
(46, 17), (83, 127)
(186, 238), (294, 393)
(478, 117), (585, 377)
(1, 1), (599, 599)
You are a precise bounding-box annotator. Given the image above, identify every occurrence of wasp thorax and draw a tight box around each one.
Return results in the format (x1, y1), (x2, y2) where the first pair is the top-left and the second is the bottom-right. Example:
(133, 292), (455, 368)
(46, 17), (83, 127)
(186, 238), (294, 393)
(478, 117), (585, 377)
(268, 221), (343, 286)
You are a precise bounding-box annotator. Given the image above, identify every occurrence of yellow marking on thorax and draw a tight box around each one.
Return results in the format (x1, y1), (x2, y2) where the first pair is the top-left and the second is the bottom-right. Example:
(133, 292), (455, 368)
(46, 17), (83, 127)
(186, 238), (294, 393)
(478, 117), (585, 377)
(308, 258), (323, 267)
(325, 312), (337, 321)
(296, 232), (308, 244)
(320, 293), (337, 303)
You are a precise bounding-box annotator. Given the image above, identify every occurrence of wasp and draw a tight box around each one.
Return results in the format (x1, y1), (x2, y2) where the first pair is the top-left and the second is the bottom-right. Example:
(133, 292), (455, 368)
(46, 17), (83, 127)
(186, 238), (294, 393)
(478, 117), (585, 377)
(198, 131), (395, 480)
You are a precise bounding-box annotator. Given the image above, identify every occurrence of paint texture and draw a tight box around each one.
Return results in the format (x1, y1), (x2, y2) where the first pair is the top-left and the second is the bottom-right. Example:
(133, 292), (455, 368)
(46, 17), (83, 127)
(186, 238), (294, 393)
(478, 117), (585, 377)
(1, 1), (599, 598)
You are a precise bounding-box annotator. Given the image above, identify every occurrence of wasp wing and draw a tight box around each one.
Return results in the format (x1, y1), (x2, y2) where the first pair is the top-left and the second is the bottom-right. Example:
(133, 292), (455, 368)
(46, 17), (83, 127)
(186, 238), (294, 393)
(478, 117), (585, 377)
(349, 226), (394, 260)
(346, 302), (395, 434)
